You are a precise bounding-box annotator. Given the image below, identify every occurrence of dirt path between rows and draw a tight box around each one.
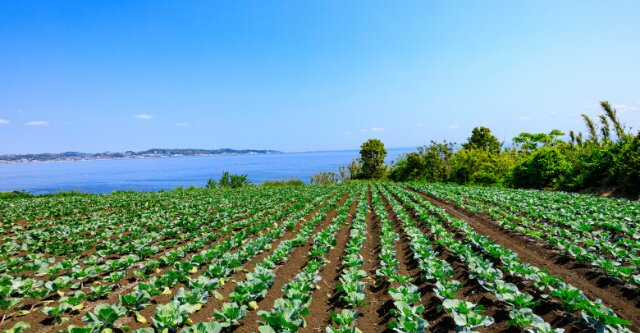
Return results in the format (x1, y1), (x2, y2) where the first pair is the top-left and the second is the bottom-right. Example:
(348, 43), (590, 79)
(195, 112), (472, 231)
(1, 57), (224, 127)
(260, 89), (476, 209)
(354, 186), (395, 332)
(407, 186), (640, 332)
(236, 192), (354, 333)
(302, 191), (359, 332)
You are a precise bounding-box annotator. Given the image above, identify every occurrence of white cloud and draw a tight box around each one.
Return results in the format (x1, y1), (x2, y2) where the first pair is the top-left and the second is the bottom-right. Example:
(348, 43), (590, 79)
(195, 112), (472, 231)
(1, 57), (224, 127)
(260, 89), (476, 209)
(627, 106), (638, 111)
(551, 111), (557, 115)
(520, 116), (531, 121)
(361, 129), (368, 132)
(345, 131), (353, 135)
(175, 123), (188, 126)
(17, 110), (23, 114)
(447, 125), (459, 129)
(25, 121), (49, 126)
(372, 127), (385, 131)
(416, 123), (424, 127)
(613, 105), (627, 109)
(132, 114), (153, 119)
(0, 119), (9, 124)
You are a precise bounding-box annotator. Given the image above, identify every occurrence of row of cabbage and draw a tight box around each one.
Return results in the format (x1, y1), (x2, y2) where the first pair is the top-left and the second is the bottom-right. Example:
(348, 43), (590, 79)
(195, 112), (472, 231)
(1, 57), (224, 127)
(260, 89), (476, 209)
(326, 186), (370, 333)
(0, 185), (351, 332)
(414, 183), (640, 289)
(388, 183), (632, 333)
(1, 186), (314, 319)
(1, 187), (294, 261)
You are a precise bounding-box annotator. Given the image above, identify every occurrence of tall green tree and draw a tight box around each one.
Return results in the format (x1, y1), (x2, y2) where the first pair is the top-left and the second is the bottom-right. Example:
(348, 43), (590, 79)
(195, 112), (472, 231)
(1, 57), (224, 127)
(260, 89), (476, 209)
(462, 127), (502, 152)
(512, 129), (565, 152)
(359, 139), (387, 179)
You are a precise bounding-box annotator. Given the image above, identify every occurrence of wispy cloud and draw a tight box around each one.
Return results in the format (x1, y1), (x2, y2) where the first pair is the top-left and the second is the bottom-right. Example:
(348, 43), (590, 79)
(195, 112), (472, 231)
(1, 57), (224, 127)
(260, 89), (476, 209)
(613, 105), (638, 112)
(372, 127), (385, 132)
(132, 114), (153, 119)
(175, 122), (188, 126)
(447, 125), (459, 129)
(0, 119), (9, 124)
(520, 116), (531, 121)
(361, 129), (368, 132)
(345, 131), (354, 135)
(25, 121), (49, 126)
(416, 123), (424, 127)
(551, 111), (557, 115)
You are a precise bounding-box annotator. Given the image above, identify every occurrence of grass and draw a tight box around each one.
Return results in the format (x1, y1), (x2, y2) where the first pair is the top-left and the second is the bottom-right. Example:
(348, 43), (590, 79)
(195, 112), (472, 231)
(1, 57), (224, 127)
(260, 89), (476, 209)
(260, 177), (305, 187)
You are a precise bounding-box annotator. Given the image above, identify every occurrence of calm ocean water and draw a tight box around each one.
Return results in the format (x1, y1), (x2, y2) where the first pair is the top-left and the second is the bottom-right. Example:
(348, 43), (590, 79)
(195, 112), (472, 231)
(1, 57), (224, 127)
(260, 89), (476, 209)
(0, 147), (416, 194)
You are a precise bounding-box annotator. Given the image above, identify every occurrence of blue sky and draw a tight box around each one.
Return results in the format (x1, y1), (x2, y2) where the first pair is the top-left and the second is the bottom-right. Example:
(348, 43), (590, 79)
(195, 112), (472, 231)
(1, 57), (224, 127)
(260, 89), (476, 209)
(1, 1), (639, 154)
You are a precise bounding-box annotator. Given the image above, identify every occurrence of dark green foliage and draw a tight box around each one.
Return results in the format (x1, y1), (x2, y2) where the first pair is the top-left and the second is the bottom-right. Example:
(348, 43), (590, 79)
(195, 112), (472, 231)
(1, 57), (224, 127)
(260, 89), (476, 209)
(389, 140), (456, 182)
(206, 171), (252, 189)
(386, 101), (639, 197)
(358, 139), (387, 179)
(462, 127), (502, 152)
(562, 145), (618, 189)
(389, 152), (423, 181)
(615, 132), (640, 193)
(511, 147), (570, 189)
(0, 191), (35, 200)
(419, 140), (456, 183)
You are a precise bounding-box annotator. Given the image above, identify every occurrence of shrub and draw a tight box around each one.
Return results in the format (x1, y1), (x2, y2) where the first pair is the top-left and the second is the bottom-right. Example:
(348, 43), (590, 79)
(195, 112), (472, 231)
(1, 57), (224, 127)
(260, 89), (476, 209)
(447, 149), (513, 186)
(511, 147), (570, 189)
(206, 171), (252, 189)
(616, 132), (640, 195)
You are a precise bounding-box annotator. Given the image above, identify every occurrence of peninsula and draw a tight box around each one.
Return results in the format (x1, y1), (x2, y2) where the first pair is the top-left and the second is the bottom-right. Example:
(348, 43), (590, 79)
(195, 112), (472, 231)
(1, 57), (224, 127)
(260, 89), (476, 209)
(0, 148), (282, 164)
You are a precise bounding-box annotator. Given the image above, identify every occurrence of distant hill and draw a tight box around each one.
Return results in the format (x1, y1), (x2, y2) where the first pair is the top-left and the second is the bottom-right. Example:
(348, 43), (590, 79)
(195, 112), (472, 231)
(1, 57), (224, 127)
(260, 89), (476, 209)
(0, 148), (282, 164)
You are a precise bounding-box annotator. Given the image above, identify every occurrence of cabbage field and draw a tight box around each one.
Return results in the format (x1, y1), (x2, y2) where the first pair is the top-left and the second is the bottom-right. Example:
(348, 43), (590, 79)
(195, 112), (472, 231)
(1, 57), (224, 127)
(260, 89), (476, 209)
(1, 183), (638, 333)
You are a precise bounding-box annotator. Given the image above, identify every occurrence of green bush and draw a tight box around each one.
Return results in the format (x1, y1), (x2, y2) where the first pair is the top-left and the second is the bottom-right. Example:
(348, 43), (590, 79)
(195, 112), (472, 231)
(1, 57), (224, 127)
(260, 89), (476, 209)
(562, 145), (617, 189)
(206, 171), (252, 189)
(447, 149), (513, 186)
(511, 147), (570, 189)
(616, 132), (640, 194)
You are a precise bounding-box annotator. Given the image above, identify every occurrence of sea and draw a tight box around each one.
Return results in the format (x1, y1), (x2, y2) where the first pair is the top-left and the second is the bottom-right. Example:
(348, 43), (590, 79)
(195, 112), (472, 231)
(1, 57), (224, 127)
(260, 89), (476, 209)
(0, 147), (416, 194)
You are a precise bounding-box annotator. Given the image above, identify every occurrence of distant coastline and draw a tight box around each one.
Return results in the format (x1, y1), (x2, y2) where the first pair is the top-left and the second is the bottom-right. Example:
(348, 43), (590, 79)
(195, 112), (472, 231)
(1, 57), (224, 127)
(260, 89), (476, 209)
(0, 148), (283, 164)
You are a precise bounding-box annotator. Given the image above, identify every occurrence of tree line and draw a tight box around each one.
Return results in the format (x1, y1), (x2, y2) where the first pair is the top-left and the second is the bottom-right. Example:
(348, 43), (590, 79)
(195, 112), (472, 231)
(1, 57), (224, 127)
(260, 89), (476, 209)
(353, 101), (640, 197)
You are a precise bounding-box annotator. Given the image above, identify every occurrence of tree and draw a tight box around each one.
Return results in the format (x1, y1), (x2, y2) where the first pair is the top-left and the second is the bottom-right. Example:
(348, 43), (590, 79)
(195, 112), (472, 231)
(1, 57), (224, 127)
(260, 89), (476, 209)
(418, 140), (456, 182)
(462, 127), (502, 152)
(512, 129), (565, 152)
(388, 152), (422, 181)
(358, 139), (387, 179)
